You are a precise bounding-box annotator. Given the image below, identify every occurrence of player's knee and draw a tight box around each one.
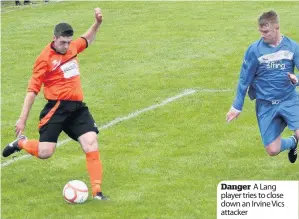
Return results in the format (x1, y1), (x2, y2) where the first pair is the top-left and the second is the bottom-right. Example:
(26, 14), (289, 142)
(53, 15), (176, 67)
(266, 146), (279, 156)
(267, 151), (278, 156)
(38, 144), (55, 159)
(38, 150), (54, 159)
(85, 137), (98, 152)
(38, 151), (53, 159)
(79, 132), (98, 152)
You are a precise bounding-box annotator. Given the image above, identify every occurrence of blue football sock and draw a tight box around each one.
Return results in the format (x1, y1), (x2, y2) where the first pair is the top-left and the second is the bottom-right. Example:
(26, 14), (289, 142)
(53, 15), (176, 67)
(280, 136), (296, 152)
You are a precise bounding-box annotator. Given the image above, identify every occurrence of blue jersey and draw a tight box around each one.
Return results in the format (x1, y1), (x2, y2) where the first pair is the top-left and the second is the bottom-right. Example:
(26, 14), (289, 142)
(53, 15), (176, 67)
(233, 36), (299, 111)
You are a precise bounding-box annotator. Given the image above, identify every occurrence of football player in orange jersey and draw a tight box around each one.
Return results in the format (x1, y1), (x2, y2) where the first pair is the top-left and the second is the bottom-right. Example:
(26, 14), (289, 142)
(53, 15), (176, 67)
(3, 8), (107, 200)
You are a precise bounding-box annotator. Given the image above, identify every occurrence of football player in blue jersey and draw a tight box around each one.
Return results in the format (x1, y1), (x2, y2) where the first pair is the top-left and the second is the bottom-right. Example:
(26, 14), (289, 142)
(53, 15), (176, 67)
(226, 10), (299, 163)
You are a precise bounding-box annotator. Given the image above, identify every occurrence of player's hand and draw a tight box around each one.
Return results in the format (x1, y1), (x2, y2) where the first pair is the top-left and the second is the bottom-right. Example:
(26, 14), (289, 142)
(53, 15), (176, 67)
(226, 107), (241, 123)
(94, 8), (103, 25)
(288, 72), (298, 85)
(15, 118), (26, 137)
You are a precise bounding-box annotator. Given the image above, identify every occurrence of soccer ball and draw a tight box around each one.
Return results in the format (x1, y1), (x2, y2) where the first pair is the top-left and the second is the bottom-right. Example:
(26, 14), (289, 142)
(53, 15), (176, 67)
(63, 180), (88, 204)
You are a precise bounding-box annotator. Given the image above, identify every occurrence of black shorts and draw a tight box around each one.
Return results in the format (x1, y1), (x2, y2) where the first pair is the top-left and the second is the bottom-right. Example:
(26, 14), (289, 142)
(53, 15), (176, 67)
(38, 100), (99, 143)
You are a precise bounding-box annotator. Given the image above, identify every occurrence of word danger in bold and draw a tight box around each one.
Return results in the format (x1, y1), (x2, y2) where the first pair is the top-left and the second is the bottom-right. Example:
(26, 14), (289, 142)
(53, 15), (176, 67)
(221, 183), (251, 192)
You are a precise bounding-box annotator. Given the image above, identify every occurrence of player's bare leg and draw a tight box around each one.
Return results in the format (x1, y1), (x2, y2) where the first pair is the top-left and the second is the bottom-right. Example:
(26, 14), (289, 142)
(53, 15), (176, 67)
(266, 136), (281, 156)
(265, 134), (297, 163)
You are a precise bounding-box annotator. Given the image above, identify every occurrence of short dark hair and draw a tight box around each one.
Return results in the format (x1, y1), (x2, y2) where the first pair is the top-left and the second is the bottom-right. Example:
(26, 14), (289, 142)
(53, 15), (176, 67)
(258, 10), (279, 27)
(54, 23), (74, 37)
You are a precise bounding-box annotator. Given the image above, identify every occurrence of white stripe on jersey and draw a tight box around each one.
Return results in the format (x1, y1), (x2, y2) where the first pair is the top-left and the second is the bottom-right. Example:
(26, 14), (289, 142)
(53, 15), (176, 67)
(258, 50), (294, 64)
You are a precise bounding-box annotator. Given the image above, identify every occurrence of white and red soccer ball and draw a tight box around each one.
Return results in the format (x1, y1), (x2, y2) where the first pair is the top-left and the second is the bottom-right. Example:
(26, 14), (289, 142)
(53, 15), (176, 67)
(63, 180), (88, 204)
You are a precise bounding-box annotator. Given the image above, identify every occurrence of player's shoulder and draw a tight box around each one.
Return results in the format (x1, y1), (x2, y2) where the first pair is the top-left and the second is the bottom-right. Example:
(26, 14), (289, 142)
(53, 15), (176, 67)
(245, 40), (260, 55)
(283, 36), (298, 43)
(249, 39), (261, 50)
(282, 36), (299, 48)
(71, 37), (88, 50)
(71, 37), (87, 45)
(281, 36), (299, 54)
(36, 42), (53, 62)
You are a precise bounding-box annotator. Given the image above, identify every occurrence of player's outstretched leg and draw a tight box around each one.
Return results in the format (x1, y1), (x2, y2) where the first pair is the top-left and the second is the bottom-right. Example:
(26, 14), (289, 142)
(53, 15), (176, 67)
(2, 135), (27, 157)
(288, 135), (298, 163)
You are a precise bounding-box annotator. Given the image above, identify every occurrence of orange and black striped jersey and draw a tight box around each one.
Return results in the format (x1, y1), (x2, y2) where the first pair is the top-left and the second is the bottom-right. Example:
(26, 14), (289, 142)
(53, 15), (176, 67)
(28, 37), (88, 101)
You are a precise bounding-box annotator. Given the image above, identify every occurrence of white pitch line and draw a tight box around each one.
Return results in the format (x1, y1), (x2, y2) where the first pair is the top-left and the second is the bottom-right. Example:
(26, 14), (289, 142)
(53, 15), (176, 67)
(99, 89), (197, 130)
(1, 88), (232, 168)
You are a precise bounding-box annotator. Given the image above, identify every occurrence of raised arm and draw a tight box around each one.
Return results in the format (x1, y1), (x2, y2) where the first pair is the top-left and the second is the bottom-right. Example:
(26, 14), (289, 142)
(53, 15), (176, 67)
(82, 8), (103, 46)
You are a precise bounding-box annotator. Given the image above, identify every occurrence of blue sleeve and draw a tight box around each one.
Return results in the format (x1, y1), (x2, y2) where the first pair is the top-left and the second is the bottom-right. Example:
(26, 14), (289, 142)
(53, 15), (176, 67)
(294, 42), (299, 70)
(232, 46), (258, 111)
(293, 43), (299, 86)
